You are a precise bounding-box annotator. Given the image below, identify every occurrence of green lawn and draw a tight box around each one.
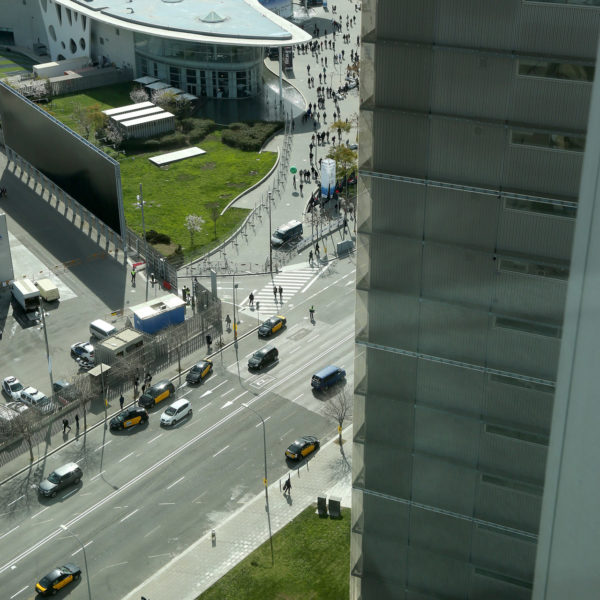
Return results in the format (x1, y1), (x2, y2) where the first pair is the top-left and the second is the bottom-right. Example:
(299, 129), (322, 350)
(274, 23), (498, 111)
(198, 506), (351, 600)
(119, 131), (276, 258)
(0, 51), (37, 78)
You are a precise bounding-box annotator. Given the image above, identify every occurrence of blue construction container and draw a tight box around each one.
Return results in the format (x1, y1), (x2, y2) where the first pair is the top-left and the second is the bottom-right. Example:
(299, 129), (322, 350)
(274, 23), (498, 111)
(131, 293), (186, 334)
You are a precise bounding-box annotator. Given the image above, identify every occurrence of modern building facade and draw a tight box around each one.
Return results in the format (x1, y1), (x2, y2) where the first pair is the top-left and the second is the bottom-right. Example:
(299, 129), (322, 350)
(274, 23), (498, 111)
(351, 1), (600, 598)
(0, 0), (309, 98)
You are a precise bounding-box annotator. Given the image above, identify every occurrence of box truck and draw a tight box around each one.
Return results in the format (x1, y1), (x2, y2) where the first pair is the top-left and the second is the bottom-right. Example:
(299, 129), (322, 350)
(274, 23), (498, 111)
(12, 279), (40, 312)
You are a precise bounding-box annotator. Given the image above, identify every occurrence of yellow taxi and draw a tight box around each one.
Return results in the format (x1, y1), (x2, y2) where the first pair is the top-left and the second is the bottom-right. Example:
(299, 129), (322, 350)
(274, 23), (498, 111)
(258, 315), (287, 337)
(185, 359), (213, 384)
(109, 406), (148, 431)
(35, 563), (81, 596)
(285, 436), (320, 461)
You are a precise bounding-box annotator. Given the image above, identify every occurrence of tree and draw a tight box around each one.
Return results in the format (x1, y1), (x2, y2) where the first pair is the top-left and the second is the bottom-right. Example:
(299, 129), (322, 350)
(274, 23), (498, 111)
(330, 119), (351, 140)
(323, 387), (353, 446)
(70, 373), (94, 433)
(207, 202), (221, 240)
(151, 89), (178, 112)
(105, 120), (124, 148)
(8, 406), (40, 462)
(185, 214), (204, 248)
(72, 103), (104, 139)
(326, 144), (357, 183)
(174, 95), (193, 121)
(130, 86), (149, 104)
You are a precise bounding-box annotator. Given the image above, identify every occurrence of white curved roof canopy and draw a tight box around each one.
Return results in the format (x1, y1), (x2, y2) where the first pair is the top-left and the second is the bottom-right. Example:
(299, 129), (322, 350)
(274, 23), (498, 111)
(56, 0), (312, 46)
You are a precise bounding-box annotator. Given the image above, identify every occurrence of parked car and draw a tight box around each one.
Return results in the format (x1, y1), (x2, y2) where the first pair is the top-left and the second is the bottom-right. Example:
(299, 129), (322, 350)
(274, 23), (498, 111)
(109, 406), (149, 431)
(70, 342), (95, 362)
(138, 380), (176, 409)
(35, 563), (81, 596)
(248, 345), (279, 370)
(285, 436), (320, 461)
(185, 360), (213, 384)
(160, 398), (192, 427)
(258, 315), (287, 337)
(2, 376), (24, 401)
(20, 387), (54, 414)
(38, 462), (82, 498)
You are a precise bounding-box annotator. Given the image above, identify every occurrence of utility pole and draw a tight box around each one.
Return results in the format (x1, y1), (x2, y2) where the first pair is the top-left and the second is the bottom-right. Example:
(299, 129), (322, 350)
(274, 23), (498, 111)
(39, 302), (54, 393)
(232, 274), (238, 343)
(137, 183), (149, 301)
(268, 191), (273, 274)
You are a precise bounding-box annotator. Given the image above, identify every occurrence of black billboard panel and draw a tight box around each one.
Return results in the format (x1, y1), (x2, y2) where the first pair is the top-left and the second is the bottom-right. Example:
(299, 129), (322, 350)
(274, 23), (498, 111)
(0, 81), (124, 236)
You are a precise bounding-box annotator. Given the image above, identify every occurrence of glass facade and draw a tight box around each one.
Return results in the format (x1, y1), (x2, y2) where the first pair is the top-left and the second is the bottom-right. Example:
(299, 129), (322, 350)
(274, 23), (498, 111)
(134, 33), (262, 98)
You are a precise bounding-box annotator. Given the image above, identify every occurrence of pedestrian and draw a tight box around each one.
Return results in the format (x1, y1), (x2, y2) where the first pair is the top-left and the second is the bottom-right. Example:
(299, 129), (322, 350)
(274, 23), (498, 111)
(130, 268), (136, 284)
(142, 383), (146, 395)
(119, 394), (124, 410)
(63, 418), (71, 433)
(293, 174), (296, 190)
(273, 285), (277, 300)
(315, 242), (320, 256)
(278, 285), (283, 301)
(283, 475), (292, 495)
(249, 292), (254, 306)
(225, 314), (232, 330)
(309, 250), (314, 265)
(75, 414), (80, 429)
(134, 376), (139, 395)
(300, 182), (304, 195)
(145, 372), (152, 385)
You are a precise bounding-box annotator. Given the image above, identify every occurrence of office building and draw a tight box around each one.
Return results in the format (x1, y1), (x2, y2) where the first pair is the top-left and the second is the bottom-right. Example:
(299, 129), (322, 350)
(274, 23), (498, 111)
(351, 1), (600, 598)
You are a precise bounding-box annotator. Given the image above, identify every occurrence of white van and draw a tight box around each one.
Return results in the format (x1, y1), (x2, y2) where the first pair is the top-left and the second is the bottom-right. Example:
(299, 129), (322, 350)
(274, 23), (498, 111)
(89, 319), (117, 340)
(160, 398), (192, 427)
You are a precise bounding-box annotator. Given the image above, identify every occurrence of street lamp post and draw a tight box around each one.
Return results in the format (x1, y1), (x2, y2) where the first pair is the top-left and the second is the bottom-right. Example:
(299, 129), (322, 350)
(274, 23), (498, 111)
(241, 402), (274, 566)
(137, 183), (149, 301)
(60, 524), (92, 600)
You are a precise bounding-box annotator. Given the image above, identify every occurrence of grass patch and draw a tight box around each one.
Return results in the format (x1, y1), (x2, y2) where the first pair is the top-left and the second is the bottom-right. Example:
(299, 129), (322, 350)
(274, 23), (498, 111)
(198, 505), (350, 600)
(119, 131), (275, 260)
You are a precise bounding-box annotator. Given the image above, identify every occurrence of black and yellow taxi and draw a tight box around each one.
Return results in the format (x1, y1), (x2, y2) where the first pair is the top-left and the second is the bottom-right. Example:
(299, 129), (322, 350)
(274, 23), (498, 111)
(285, 435), (320, 461)
(110, 406), (148, 430)
(185, 359), (213, 384)
(138, 379), (176, 409)
(35, 563), (81, 596)
(258, 315), (287, 337)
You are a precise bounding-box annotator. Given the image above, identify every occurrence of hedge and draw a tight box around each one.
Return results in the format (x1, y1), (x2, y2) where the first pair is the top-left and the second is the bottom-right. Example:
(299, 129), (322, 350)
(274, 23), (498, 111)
(221, 121), (282, 152)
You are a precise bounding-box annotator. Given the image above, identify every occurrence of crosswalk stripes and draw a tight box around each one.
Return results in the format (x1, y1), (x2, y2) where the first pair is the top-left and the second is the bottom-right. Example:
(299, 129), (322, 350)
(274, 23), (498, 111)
(239, 267), (317, 315)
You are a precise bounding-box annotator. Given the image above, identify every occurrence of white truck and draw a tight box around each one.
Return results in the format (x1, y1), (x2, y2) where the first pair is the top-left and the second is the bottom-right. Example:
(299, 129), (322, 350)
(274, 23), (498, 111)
(12, 279), (40, 312)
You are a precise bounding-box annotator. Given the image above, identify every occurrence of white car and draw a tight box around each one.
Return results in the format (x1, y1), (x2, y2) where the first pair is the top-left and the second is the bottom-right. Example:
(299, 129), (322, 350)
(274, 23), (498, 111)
(2, 376), (24, 401)
(160, 399), (192, 427)
(20, 387), (54, 414)
(70, 342), (95, 362)
(7, 401), (30, 416)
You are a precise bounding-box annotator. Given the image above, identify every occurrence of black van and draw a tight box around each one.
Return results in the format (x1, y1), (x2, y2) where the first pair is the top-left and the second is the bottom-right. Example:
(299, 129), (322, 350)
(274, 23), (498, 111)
(248, 346), (279, 370)
(271, 220), (303, 247)
(311, 365), (346, 391)
(138, 379), (175, 408)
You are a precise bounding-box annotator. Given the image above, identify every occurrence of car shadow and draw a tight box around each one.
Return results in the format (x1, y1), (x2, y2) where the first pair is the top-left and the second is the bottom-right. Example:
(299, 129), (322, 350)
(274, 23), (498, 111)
(248, 360), (279, 374)
(285, 449), (319, 468)
(38, 480), (83, 503)
(160, 413), (192, 429)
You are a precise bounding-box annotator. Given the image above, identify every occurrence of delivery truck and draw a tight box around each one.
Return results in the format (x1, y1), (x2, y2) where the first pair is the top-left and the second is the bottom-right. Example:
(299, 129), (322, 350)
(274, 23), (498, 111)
(12, 279), (40, 312)
(35, 278), (60, 302)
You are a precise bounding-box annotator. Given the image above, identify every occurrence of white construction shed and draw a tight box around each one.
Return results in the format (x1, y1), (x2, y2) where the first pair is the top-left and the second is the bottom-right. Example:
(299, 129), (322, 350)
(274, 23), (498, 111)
(121, 112), (175, 139)
(103, 101), (154, 117)
(111, 106), (164, 123)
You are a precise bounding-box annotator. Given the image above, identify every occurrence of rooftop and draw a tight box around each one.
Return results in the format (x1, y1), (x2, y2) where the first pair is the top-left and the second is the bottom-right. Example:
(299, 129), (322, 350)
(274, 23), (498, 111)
(58, 0), (310, 45)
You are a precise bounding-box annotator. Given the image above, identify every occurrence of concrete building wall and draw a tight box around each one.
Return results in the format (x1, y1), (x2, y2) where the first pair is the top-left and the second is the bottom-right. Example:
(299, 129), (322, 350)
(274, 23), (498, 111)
(38, 0), (89, 61)
(90, 21), (135, 71)
(0, 0), (48, 51)
(352, 1), (600, 598)
(0, 213), (14, 284)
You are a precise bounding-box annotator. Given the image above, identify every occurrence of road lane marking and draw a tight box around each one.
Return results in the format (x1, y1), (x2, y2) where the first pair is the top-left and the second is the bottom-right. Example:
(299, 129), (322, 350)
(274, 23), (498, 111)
(301, 266), (328, 293)
(232, 390), (248, 402)
(147, 433), (163, 444)
(120, 508), (139, 523)
(9, 585), (28, 598)
(281, 428), (293, 439)
(94, 440), (112, 452)
(144, 525), (160, 538)
(71, 540), (93, 556)
(166, 476), (184, 490)
(0, 525), (19, 540)
(36, 519), (53, 525)
(291, 394), (304, 403)
(192, 491), (207, 504)
(0, 332), (354, 575)
(221, 400), (233, 409)
(62, 489), (77, 499)
(119, 451), (135, 463)
(256, 416), (271, 427)
(8, 495), (24, 507)
(90, 470), (105, 481)
(345, 280), (354, 286)
(148, 553), (171, 559)
(201, 381), (226, 398)
(213, 445), (229, 457)
(158, 502), (175, 505)
(220, 387), (234, 397)
(31, 507), (49, 519)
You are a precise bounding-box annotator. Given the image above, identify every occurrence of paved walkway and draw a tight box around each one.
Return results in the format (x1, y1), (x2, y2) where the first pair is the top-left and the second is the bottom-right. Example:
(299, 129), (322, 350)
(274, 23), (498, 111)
(123, 427), (353, 600)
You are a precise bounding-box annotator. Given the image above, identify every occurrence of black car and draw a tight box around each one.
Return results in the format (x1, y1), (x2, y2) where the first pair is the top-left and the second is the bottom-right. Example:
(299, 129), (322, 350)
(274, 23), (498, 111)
(38, 463), (82, 498)
(248, 345), (279, 370)
(110, 406), (149, 431)
(35, 563), (81, 596)
(185, 359), (213, 384)
(138, 379), (176, 408)
(285, 436), (320, 461)
(258, 315), (287, 337)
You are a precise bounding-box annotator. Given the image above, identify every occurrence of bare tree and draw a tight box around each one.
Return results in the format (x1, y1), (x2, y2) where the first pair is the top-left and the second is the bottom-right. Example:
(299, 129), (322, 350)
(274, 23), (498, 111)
(105, 121), (124, 148)
(9, 407), (41, 462)
(323, 387), (353, 445)
(185, 214), (205, 248)
(70, 373), (94, 432)
(174, 95), (193, 120)
(207, 202), (221, 240)
(151, 89), (177, 112)
(130, 86), (149, 104)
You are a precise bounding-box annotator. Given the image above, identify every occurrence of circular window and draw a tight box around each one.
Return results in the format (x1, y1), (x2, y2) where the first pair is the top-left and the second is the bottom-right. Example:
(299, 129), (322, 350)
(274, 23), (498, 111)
(57, 54), (66, 61)
(70, 38), (77, 54)
(61, 41), (65, 49)
(79, 38), (86, 51)
(48, 25), (56, 42)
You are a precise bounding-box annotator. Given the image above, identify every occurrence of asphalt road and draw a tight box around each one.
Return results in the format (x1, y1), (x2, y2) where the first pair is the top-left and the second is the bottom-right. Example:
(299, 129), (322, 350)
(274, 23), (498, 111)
(0, 257), (356, 600)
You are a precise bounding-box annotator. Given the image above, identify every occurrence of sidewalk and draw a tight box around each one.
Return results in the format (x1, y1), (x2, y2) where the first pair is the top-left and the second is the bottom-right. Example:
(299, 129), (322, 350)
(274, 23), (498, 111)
(124, 426), (353, 600)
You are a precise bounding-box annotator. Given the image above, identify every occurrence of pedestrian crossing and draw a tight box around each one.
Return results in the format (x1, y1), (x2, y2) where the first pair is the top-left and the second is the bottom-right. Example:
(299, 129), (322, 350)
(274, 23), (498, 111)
(238, 266), (318, 316)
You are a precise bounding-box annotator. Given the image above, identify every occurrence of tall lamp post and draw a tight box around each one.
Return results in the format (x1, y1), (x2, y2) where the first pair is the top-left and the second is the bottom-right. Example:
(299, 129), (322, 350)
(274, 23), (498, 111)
(60, 524), (92, 600)
(137, 183), (149, 301)
(241, 402), (274, 566)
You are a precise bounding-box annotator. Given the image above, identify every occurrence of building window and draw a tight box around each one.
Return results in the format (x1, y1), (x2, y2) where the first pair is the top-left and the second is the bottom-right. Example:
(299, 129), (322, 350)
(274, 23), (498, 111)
(56, 4), (62, 25)
(199, 70), (207, 96)
(236, 70), (248, 97)
(526, 0), (600, 5)
(504, 198), (577, 218)
(499, 258), (569, 280)
(169, 66), (180, 87)
(140, 56), (148, 76)
(481, 474), (542, 496)
(518, 58), (594, 82)
(510, 129), (585, 152)
(116, 28), (120, 35)
(494, 316), (561, 338)
(153, 62), (158, 77)
(186, 69), (197, 85)
(489, 373), (554, 393)
(485, 424), (549, 446)
(99, 37), (104, 45)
